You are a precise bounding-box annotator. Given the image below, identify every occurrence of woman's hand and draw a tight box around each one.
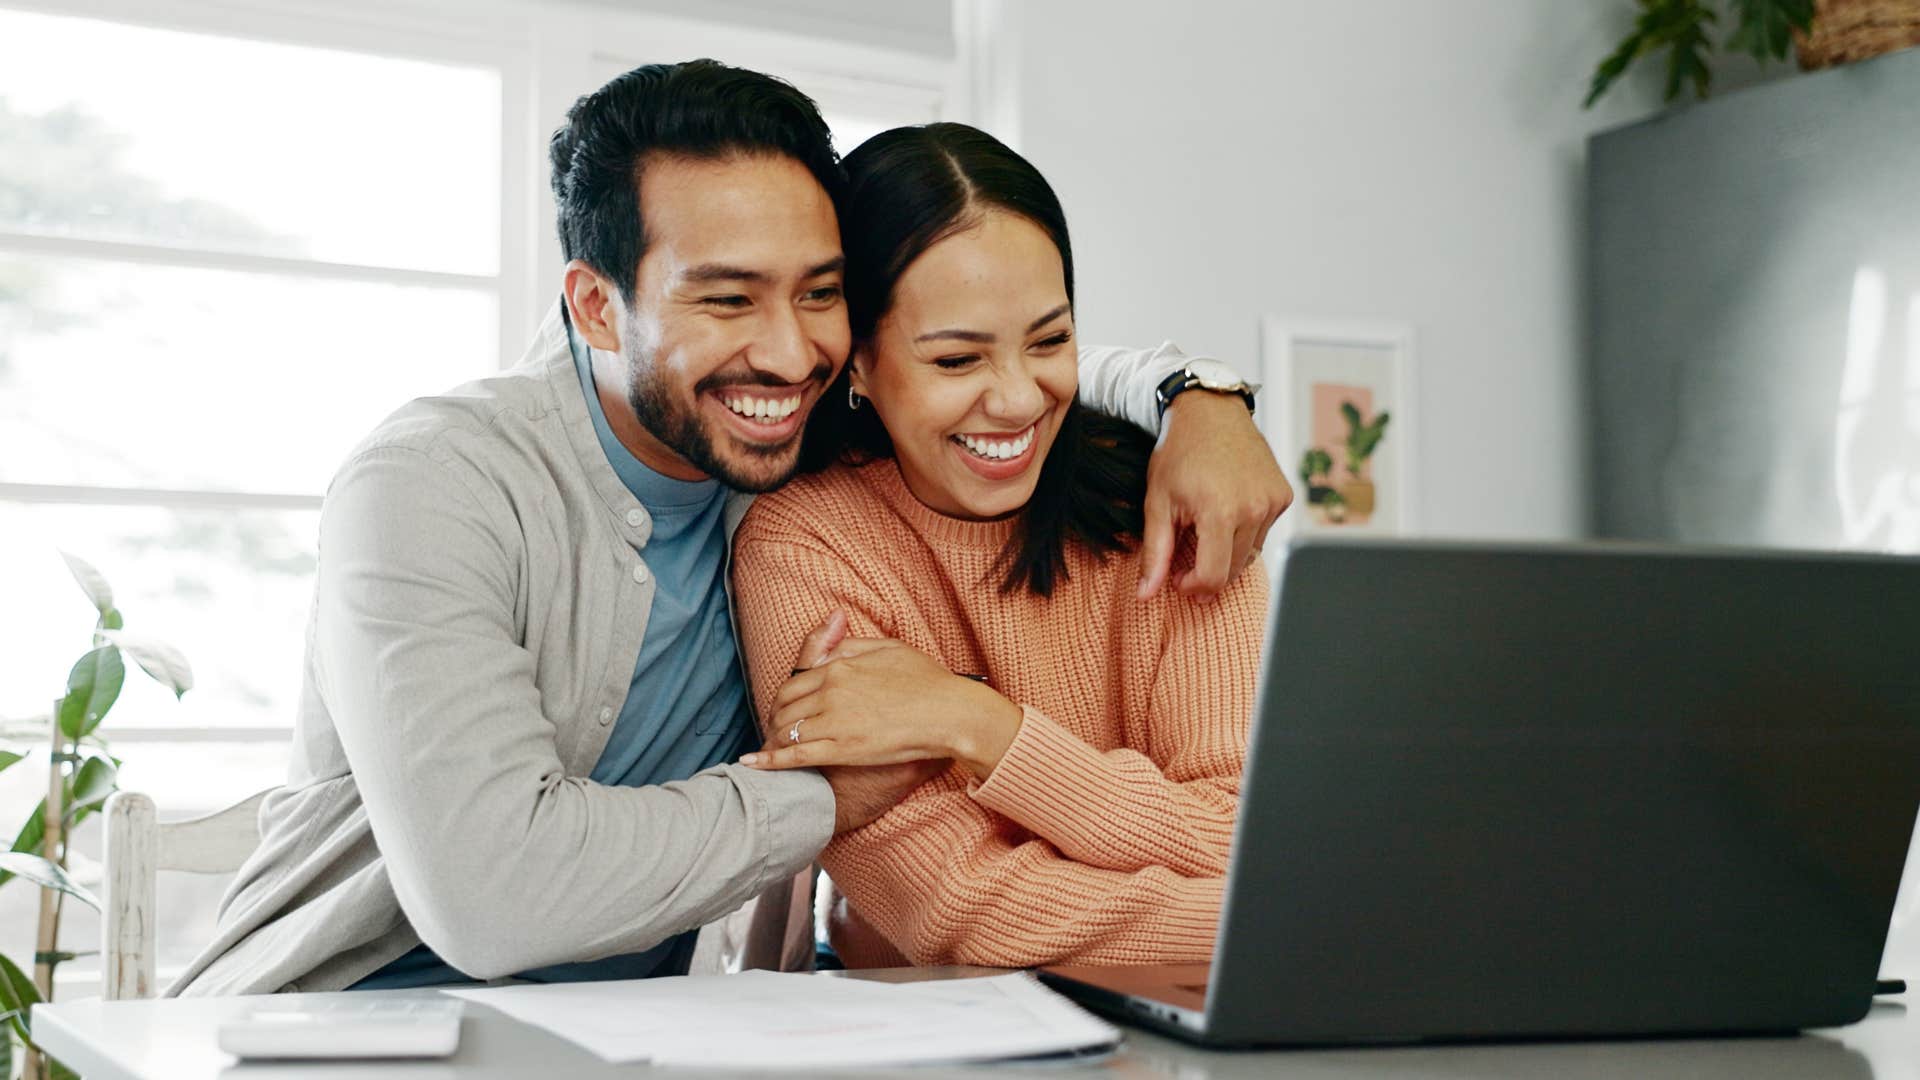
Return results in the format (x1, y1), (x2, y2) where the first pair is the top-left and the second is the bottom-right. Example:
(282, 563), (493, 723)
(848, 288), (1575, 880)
(742, 638), (1024, 781)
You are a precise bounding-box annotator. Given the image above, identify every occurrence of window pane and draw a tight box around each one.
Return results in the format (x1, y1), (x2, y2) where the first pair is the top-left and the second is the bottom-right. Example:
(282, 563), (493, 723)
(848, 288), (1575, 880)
(0, 8), (500, 275)
(0, 503), (316, 730)
(0, 253), (495, 493)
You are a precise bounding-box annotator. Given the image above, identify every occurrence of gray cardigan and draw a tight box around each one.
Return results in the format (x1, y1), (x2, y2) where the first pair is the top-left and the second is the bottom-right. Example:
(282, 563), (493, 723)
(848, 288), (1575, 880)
(169, 301), (1191, 996)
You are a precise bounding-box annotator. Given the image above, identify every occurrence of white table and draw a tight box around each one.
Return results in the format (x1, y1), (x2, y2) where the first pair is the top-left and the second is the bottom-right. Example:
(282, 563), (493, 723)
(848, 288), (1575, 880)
(33, 967), (1912, 1079)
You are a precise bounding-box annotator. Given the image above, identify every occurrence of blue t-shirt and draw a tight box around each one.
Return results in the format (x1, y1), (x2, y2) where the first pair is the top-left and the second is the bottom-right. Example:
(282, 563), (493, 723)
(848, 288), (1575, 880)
(354, 331), (755, 990)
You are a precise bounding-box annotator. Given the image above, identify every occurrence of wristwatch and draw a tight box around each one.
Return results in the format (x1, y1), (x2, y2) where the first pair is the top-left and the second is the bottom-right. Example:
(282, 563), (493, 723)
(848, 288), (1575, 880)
(1154, 359), (1257, 417)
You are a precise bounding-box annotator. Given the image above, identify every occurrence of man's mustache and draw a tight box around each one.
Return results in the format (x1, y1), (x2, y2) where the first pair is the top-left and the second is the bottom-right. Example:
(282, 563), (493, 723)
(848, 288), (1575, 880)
(694, 363), (835, 395)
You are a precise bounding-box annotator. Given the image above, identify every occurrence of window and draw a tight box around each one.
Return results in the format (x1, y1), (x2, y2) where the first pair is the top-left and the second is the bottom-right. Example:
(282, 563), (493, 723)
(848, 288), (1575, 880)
(0, 0), (963, 986)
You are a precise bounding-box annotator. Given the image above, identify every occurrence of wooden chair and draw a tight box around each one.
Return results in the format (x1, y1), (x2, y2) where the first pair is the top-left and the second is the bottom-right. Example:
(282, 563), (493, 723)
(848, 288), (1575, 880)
(101, 789), (269, 1000)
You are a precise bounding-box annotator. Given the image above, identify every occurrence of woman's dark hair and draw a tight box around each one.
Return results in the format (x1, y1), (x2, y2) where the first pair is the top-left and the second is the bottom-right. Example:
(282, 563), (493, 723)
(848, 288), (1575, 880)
(548, 60), (844, 299)
(797, 123), (1152, 597)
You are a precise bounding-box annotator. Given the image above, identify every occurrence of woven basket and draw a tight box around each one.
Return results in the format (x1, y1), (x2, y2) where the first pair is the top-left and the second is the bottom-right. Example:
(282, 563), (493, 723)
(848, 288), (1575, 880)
(1797, 0), (1920, 69)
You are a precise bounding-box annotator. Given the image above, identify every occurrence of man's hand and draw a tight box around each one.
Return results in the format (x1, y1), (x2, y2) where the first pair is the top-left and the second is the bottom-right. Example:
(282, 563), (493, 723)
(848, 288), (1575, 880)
(823, 760), (946, 834)
(781, 610), (947, 834)
(1138, 392), (1294, 599)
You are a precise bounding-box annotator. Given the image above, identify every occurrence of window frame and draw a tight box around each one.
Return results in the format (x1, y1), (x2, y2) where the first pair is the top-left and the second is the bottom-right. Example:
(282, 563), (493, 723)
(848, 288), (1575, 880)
(0, 0), (973, 755)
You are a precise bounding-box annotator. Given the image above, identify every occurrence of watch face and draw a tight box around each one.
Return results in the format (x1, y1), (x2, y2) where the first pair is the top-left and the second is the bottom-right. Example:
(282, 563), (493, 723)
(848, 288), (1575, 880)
(1186, 359), (1246, 391)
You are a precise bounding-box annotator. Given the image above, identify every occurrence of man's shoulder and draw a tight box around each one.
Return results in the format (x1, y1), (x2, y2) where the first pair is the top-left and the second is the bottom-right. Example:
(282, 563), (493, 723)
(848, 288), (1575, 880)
(348, 364), (555, 462)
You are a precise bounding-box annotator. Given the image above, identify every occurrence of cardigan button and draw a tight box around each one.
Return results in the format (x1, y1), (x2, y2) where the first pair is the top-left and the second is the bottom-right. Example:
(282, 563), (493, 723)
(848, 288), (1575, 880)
(598, 707), (614, 726)
(632, 562), (650, 585)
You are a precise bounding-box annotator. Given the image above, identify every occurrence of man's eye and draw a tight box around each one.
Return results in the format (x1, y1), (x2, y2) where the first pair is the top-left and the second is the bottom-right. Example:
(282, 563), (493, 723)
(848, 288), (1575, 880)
(934, 355), (979, 370)
(803, 286), (842, 304)
(702, 295), (751, 309)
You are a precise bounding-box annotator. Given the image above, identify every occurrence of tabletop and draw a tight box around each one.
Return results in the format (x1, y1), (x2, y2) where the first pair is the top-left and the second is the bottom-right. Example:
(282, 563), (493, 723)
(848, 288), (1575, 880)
(32, 967), (1913, 1079)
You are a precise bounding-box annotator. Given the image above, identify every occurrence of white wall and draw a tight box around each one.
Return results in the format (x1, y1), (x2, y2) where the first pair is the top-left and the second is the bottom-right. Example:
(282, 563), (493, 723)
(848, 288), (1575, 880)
(1008, 0), (1668, 539)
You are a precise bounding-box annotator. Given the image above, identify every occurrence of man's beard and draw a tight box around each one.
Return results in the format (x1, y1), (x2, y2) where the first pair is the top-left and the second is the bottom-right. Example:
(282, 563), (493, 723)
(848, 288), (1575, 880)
(623, 348), (830, 494)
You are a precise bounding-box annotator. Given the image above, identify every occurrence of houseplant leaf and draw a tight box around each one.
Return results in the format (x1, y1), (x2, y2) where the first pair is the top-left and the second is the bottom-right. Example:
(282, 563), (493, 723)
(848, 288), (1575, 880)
(96, 629), (194, 699)
(0, 952), (39, 1043)
(1728, 0), (1814, 61)
(0, 751), (23, 777)
(57, 646), (125, 740)
(0, 854), (100, 911)
(1662, 11), (1715, 100)
(58, 551), (113, 615)
(0, 806), (47, 890)
(65, 755), (118, 821)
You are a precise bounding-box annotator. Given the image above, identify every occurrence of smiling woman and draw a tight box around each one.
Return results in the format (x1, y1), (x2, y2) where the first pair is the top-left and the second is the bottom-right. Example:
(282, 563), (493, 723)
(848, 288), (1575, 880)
(730, 123), (1270, 969)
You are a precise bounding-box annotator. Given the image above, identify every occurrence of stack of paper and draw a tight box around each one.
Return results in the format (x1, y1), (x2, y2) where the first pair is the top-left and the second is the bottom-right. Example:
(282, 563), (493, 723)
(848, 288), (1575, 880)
(445, 970), (1120, 1068)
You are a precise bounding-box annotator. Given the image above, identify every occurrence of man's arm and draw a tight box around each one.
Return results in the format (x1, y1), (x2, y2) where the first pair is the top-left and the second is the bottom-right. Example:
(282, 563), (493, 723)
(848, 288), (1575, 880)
(316, 446), (833, 980)
(1075, 342), (1295, 598)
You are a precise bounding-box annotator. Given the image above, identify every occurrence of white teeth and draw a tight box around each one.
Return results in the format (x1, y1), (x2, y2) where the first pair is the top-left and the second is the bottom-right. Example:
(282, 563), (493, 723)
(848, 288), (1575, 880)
(956, 427), (1035, 461)
(720, 394), (801, 422)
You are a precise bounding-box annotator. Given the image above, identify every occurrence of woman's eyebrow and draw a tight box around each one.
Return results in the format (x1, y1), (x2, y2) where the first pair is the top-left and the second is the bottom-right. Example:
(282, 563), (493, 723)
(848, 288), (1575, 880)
(1026, 304), (1071, 333)
(916, 304), (1072, 345)
(915, 327), (994, 344)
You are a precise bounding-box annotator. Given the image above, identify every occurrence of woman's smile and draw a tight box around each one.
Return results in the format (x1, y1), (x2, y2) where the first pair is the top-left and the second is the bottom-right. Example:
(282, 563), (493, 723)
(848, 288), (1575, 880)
(950, 423), (1039, 480)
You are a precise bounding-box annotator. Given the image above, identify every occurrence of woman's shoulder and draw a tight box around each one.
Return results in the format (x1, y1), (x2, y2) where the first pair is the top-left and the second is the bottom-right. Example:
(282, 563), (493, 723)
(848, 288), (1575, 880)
(738, 460), (898, 544)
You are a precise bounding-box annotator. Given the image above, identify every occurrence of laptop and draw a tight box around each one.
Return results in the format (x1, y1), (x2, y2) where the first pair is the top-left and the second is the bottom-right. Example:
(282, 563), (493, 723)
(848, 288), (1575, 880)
(1041, 538), (1920, 1046)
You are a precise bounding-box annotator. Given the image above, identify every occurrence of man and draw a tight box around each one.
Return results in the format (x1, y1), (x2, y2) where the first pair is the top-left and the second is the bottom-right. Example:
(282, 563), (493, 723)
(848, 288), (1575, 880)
(171, 60), (1290, 996)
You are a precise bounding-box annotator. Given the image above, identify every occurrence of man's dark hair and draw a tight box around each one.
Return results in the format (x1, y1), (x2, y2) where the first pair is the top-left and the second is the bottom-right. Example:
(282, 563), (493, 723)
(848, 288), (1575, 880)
(797, 122), (1152, 598)
(548, 59), (844, 298)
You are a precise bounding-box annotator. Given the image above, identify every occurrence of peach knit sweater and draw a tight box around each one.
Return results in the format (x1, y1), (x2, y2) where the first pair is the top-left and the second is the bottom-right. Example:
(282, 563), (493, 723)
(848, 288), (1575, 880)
(732, 459), (1268, 968)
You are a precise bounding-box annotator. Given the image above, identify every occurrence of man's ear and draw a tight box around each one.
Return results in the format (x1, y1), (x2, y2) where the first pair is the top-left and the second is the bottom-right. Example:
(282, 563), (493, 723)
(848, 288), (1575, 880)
(848, 343), (875, 398)
(562, 260), (623, 353)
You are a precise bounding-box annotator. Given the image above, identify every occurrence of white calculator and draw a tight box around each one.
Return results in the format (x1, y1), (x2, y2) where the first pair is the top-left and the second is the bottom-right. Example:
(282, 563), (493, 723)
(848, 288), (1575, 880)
(217, 997), (464, 1060)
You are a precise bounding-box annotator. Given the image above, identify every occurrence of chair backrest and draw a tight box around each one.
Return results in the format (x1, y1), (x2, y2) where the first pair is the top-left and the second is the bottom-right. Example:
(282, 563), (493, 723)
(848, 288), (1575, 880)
(101, 789), (270, 1000)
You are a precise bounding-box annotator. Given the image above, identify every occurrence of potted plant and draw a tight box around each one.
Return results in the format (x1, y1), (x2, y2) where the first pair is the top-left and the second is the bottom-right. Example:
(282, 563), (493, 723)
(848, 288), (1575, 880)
(1335, 402), (1391, 522)
(0, 553), (191, 1080)
(1586, 0), (1920, 108)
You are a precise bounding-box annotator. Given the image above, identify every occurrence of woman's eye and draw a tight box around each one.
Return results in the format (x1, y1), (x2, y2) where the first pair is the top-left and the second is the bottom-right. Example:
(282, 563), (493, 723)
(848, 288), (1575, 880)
(1034, 331), (1072, 350)
(702, 295), (751, 309)
(934, 355), (979, 370)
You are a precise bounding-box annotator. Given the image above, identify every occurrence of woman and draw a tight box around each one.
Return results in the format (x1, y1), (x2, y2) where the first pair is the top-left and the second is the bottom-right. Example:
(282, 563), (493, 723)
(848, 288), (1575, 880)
(730, 123), (1267, 968)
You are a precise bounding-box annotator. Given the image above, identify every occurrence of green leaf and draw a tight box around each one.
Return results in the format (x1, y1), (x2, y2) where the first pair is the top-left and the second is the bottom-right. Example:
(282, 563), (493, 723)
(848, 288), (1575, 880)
(0, 854), (99, 911)
(99, 606), (124, 631)
(96, 629), (193, 699)
(1340, 401), (1362, 429)
(48, 1056), (81, 1080)
(65, 755), (118, 821)
(59, 551), (113, 614)
(0, 751), (22, 777)
(0, 952), (41, 1043)
(1728, 0), (1815, 61)
(58, 646), (125, 740)
(1652, 1), (1716, 101)
(1585, 28), (1647, 108)
(9, 802), (43, 854)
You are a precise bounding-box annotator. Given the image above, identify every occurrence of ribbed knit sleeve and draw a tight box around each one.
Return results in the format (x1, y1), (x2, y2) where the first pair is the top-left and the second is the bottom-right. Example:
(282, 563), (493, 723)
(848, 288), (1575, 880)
(824, 773), (1225, 967)
(970, 564), (1263, 876)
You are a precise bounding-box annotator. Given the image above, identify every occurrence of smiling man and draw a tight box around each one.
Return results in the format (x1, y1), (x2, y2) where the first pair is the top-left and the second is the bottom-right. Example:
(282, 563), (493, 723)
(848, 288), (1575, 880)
(170, 60), (1290, 997)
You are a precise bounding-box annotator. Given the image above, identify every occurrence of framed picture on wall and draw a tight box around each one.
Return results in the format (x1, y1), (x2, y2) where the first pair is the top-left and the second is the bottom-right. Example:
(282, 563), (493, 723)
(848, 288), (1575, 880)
(1259, 318), (1416, 541)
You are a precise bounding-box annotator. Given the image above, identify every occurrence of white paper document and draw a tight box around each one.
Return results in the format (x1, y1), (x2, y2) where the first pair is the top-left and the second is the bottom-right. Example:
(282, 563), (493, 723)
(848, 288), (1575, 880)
(445, 970), (1120, 1068)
